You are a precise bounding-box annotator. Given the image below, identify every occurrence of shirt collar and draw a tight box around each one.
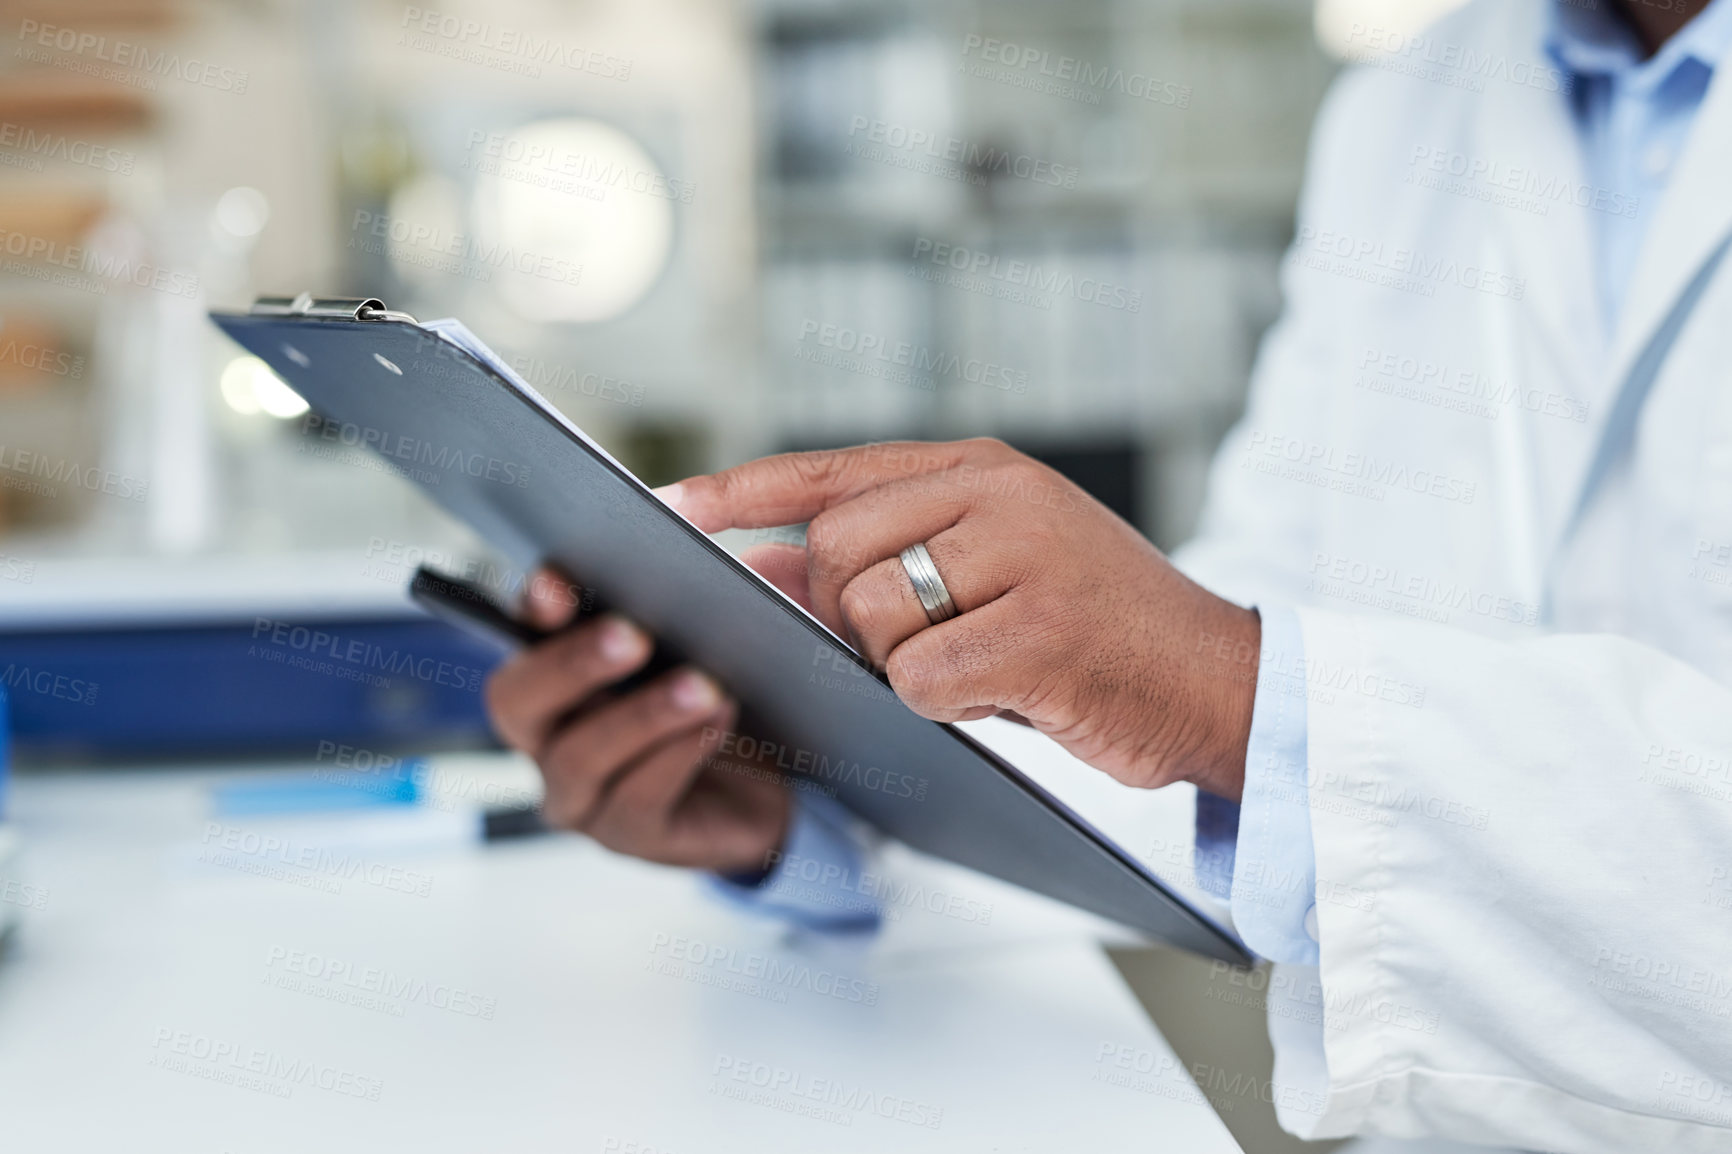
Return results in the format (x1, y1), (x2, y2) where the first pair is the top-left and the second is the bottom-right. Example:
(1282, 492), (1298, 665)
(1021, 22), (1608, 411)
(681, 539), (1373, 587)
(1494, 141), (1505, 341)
(1548, 0), (1732, 93)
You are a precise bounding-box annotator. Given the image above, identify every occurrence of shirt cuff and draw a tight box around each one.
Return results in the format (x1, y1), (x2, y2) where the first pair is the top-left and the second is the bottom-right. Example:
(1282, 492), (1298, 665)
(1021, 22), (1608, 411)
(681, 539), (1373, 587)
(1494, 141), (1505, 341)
(1229, 604), (1319, 965)
(1193, 789), (1241, 900)
(706, 793), (881, 933)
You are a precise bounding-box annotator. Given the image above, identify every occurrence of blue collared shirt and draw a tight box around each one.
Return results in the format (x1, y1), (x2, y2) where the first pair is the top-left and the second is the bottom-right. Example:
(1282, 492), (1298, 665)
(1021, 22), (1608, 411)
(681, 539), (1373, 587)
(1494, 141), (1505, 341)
(1194, 0), (1732, 965)
(1547, 0), (1732, 325)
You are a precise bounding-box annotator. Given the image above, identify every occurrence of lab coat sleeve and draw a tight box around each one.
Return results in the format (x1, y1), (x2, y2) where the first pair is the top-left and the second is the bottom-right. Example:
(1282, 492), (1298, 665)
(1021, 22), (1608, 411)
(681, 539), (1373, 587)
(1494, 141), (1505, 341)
(1276, 607), (1732, 1151)
(1167, 76), (1374, 611)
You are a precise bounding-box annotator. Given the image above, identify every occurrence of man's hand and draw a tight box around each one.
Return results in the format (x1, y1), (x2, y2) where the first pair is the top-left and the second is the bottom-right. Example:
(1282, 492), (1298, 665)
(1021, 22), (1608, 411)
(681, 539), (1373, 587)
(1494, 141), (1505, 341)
(484, 569), (792, 874)
(660, 439), (1261, 800)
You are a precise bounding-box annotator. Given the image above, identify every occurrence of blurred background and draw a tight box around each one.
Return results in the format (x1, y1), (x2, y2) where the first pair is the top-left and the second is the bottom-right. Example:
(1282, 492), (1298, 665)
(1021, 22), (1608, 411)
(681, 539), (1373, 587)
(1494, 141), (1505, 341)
(0, 0), (1465, 761)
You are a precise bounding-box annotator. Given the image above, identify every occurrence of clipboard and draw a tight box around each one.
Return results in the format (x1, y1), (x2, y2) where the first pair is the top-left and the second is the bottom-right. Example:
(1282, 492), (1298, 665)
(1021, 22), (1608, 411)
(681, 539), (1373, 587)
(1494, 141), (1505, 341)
(211, 294), (1251, 964)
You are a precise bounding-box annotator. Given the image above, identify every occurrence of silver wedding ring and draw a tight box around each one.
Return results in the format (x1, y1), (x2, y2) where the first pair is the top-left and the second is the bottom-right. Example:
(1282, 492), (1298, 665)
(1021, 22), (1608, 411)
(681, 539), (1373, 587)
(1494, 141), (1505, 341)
(899, 542), (958, 626)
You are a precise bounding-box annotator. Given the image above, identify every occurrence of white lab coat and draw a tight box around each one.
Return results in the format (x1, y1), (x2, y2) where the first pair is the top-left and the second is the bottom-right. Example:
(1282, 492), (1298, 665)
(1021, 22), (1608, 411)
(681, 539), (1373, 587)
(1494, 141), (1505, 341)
(1173, 0), (1732, 1149)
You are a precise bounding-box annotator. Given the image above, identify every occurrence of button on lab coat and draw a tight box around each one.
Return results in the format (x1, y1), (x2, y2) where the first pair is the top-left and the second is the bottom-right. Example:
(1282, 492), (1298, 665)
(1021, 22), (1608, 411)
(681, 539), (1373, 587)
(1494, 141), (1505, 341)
(1173, 0), (1732, 1148)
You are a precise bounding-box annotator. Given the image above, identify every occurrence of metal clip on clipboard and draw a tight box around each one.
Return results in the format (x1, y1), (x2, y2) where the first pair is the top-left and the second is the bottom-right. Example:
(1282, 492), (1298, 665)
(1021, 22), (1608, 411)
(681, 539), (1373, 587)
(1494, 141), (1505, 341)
(249, 293), (419, 324)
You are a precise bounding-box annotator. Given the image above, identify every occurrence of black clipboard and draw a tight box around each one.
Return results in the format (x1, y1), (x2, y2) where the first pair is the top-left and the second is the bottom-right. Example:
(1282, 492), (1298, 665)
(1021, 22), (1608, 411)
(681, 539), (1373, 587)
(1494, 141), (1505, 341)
(212, 295), (1251, 964)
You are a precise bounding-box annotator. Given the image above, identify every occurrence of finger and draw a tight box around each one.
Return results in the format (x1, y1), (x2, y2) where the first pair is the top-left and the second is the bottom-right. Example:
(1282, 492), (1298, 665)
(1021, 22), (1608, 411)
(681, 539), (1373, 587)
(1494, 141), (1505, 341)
(484, 616), (651, 753)
(658, 439), (1005, 533)
(538, 669), (726, 828)
(883, 593), (1046, 723)
(836, 523), (1018, 667)
(525, 565), (583, 631)
(803, 475), (973, 631)
(585, 701), (736, 847)
(739, 542), (816, 615)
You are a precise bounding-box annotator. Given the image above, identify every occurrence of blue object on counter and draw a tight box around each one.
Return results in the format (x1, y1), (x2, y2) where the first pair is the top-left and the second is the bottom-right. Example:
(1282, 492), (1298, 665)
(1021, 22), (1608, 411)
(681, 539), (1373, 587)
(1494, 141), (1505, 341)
(212, 761), (426, 816)
(0, 683), (9, 820)
(0, 617), (503, 764)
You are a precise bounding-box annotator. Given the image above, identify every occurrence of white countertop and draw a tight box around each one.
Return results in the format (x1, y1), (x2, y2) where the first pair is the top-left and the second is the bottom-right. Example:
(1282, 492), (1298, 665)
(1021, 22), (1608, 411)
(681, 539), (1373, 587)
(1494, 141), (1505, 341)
(0, 753), (1243, 1153)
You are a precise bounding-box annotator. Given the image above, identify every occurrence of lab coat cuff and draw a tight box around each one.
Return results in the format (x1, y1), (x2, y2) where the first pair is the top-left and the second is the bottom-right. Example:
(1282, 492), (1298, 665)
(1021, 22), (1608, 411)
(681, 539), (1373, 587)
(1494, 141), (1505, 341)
(1230, 604), (1320, 965)
(707, 793), (881, 933)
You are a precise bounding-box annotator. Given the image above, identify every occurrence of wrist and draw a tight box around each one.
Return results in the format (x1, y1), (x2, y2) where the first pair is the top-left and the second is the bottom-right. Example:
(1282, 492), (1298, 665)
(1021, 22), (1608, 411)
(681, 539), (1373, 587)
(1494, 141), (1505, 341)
(1179, 602), (1260, 802)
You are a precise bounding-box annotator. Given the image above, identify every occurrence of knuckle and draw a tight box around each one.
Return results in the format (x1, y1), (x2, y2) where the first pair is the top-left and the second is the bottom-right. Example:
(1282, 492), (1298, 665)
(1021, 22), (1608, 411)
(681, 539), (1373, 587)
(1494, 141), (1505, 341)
(710, 467), (746, 503)
(966, 436), (1013, 461)
(1014, 518), (1061, 554)
(804, 509), (846, 566)
(885, 645), (939, 704)
(791, 449), (850, 490)
(837, 581), (881, 638)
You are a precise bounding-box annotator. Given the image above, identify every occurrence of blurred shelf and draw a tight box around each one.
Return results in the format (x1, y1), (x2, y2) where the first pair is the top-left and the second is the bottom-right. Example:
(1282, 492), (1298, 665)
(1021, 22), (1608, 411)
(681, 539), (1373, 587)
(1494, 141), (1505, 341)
(760, 187), (1298, 256)
(0, 0), (180, 28)
(0, 72), (154, 133)
(0, 189), (107, 247)
(0, 315), (85, 395)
